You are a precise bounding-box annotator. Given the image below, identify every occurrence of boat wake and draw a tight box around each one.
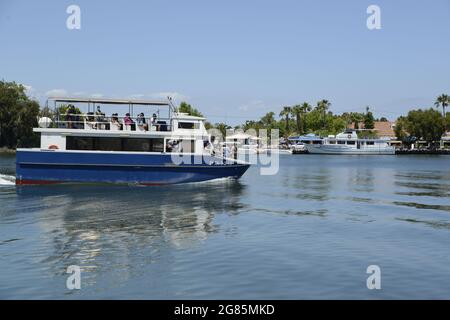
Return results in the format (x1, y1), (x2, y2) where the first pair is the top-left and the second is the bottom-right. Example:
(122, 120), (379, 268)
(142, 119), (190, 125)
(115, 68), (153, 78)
(0, 174), (15, 186)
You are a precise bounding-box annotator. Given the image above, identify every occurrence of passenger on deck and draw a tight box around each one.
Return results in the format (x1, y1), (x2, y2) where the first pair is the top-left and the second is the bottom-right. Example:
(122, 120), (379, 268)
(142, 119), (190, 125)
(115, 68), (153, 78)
(65, 104), (76, 129)
(150, 113), (158, 131)
(95, 106), (106, 129)
(111, 113), (121, 130)
(124, 113), (135, 130)
(85, 112), (96, 129)
(95, 106), (105, 121)
(136, 112), (148, 131)
(223, 144), (231, 163)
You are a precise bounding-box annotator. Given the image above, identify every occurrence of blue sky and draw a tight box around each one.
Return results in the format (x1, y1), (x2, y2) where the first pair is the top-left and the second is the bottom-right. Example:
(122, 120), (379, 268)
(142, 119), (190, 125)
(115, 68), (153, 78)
(1, 0), (449, 125)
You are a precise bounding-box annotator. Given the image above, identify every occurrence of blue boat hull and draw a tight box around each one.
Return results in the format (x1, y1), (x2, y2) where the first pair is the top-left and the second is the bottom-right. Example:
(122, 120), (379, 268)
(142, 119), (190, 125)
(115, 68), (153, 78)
(15, 150), (250, 185)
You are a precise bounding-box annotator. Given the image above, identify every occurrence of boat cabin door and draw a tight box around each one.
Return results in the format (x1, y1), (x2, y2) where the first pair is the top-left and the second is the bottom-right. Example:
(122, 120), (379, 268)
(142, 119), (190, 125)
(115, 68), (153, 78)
(357, 141), (361, 149)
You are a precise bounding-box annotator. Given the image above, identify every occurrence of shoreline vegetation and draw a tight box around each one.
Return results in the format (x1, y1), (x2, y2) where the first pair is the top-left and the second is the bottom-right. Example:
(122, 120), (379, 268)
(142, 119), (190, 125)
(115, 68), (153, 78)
(0, 147), (16, 154)
(1, 80), (449, 151)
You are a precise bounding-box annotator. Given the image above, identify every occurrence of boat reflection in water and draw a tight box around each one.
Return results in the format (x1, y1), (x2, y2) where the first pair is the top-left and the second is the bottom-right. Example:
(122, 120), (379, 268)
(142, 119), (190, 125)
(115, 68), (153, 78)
(15, 180), (246, 290)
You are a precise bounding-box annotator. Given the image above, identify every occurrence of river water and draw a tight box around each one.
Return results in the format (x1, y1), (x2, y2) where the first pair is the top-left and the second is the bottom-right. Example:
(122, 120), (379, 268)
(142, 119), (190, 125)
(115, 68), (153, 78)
(0, 154), (449, 299)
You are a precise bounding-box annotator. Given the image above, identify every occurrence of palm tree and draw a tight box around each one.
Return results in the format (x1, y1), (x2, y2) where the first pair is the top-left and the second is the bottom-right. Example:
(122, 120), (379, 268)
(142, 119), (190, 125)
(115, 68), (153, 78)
(292, 102), (312, 135)
(279, 106), (292, 136)
(316, 99), (331, 128)
(350, 112), (364, 130)
(435, 94), (449, 117)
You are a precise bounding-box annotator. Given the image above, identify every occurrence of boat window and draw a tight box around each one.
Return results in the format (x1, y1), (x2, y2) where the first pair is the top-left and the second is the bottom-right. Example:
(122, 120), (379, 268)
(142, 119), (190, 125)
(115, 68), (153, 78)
(66, 137), (164, 152)
(178, 122), (199, 129)
(122, 138), (164, 152)
(66, 137), (94, 150)
(347, 140), (356, 145)
(96, 137), (122, 151)
(328, 140), (336, 144)
(366, 141), (375, 145)
(337, 140), (346, 145)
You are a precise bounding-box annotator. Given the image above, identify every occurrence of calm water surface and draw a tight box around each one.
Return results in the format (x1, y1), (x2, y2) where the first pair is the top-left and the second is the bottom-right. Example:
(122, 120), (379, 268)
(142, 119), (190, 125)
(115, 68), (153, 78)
(0, 154), (449, 299)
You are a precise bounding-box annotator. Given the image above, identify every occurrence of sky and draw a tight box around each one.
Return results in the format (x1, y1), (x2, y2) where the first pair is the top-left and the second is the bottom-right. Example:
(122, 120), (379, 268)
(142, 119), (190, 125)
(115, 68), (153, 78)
(0, 0), (449, 125)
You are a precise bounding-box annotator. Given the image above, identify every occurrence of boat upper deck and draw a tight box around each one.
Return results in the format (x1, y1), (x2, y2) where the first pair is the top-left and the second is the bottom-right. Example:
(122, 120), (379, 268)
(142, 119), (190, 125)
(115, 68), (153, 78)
(38, 97), (208, 137)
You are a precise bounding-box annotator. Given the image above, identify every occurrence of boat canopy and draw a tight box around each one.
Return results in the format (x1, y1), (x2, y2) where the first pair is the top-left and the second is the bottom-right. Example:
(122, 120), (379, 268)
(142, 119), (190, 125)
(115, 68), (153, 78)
(47, 97), (171, 106)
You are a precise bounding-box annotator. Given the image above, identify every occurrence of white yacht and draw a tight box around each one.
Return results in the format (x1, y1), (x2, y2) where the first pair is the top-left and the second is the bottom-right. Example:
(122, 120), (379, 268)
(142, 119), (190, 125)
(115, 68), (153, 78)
(304, 130), (395, 155)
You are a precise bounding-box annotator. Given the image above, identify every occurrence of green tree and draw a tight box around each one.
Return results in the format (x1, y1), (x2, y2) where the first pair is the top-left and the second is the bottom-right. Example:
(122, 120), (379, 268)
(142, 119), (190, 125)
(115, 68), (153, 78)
(364, 110), (375, 130)
(0, 81), (40, 148)
(177, 101), (204, 117)
(54, 104), (82, 124)
(349, 112), (364, 129)
(213, 122), (231, 137)
(434, 94), (449, 117)
(404, 108), (445, 145)
(304, 108), (324, 133)
(242, 120), (262, 133)
(316, 99), (331, 128)
(260, 112), (276, 128)
(394, 116), (408, 141)
(204, 121), (213, 130)
(292, 102), (311, 135)
(279, 106), (292, 136)
(329, 116), (347, 135)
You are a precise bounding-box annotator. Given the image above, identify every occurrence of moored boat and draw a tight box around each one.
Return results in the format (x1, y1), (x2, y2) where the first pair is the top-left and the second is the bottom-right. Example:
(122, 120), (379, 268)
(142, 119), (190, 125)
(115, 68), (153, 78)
(304, 129), (395, 155)
(16, 97), (250, 185)
(225, 133), (263, 154)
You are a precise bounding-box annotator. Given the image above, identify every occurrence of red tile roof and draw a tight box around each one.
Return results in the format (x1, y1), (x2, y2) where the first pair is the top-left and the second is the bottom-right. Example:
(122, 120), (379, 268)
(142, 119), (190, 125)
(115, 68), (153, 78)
(348, 121), (396, 138)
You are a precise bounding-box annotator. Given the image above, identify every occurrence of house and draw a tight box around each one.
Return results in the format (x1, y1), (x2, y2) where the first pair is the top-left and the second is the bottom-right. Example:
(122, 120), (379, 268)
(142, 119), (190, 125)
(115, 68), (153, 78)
(348, 121), (396, 139)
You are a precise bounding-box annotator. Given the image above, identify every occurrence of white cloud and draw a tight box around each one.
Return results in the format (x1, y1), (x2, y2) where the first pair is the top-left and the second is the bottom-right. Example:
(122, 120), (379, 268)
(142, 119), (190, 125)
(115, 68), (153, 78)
(45, 89), (68, 97)
(23, 84), (40, 99)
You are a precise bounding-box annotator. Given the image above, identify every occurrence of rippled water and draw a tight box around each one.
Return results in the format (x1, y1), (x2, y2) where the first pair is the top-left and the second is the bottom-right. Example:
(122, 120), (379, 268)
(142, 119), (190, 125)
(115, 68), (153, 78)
(1, 154), (450, 299)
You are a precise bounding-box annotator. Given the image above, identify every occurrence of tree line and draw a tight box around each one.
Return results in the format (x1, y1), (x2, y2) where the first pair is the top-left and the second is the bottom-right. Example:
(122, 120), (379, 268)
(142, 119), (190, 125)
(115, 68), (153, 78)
(0, 81), (40, 149)
(0, 80), (449, 150)
(204, 96), (449, 144)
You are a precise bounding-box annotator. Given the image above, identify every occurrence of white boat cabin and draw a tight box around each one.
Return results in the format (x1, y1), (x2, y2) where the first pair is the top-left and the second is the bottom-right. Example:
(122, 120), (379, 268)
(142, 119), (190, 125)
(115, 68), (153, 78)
(36, 97), (211, 155)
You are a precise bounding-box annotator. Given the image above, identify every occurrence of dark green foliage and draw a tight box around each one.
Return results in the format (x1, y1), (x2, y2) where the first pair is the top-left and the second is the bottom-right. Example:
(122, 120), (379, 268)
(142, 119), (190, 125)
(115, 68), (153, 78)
(364, 111), (375, 130)
(177, 101), (204, 117)
(403, 108), (445, 145)
(0, 81), (40, 148)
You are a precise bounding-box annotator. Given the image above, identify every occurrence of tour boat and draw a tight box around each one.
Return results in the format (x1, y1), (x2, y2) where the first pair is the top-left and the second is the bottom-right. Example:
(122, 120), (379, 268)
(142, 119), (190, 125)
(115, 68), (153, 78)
(304, 130), (395, 155)
(16, 97), (250, 185)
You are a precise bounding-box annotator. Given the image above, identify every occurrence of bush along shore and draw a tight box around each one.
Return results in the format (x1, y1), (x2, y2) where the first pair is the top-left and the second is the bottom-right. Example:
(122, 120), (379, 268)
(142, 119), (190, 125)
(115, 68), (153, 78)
(0, 147), (16, 154)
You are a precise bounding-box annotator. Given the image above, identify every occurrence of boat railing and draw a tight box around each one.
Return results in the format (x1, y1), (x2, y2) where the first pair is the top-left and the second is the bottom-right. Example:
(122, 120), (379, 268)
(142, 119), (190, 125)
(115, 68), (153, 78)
(48, 114), (173, 132)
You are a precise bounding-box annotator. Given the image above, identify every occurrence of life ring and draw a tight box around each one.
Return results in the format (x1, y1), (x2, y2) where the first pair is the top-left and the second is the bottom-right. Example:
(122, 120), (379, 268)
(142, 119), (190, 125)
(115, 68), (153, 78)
(348, 134), (352, 139)
(48, 144), (59, 150)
